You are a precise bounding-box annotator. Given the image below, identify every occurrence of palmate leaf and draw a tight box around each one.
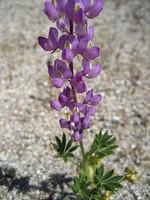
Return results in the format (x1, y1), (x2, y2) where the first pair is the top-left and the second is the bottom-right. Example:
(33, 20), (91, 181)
(94, 164), (123, 193)
(52, 133), (79, 163)
(89, 130), (118, 159)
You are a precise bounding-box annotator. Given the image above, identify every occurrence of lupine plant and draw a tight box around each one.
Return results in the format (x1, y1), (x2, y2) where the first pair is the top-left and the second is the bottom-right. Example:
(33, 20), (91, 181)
(38, 0), (123, 199)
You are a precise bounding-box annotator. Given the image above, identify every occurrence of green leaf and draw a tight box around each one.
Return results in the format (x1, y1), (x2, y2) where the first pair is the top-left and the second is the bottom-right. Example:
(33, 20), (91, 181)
(96, 164), (104, 179)
(101, 169), (114, 181)
(93, 165), (123, 193)
(89, 130), (118, 159)
(55, 136), (62, 151)
(66, 138), (73, 151)
(52, 133), (79, 163)
(52, 143), (59, 151)
(69, 145), (79, 152)
(61, 133), (66, 152)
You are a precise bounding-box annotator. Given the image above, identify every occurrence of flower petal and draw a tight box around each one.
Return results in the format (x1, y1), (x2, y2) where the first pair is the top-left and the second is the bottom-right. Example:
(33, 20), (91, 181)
(38, 36), (52, 51)
(59, 93), (68, 104)
(88, 106), (96, 115)
(58, 34), (68, 50)
(60, 119), (71, 129)
(65, 0), (75, 19)
(72, 130), (82, 141)
(84, 46), (100, 60)
(56, 0), (67, 13)
(88, 26), (94, 40)
(49, 27), (58, 48)
(85, 89), (93, 103)
(82, 0), (91, 10)
(48, 64), (54, 77)
(57, 16), (69, 32)
(82, 59), (90, 74)
(63, 69), (72, 79)
(52, 78), (64, 88)
(44, 0), (59, 21)
(75, 23), (87, 38)
(74, 8), (86, 24)
(88, 64), (101, 78)
(82, 116), (91, 129)
(87, 0), (103, 18)
(70, 113), (79, 123)
(76, 81), (87, 93)
(50, 100), (62, 111)
(62, 49), (74, 62)
(91, 94), (102, 105)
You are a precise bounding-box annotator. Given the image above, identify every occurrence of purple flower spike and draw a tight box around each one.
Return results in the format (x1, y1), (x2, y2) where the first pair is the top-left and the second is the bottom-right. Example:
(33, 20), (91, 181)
(44, 0), (59, 21)
(48, 59), (72, 88)
(38, 0), (103, 142)
(38, 27), (58, 52)
(71, 72), (86, 93)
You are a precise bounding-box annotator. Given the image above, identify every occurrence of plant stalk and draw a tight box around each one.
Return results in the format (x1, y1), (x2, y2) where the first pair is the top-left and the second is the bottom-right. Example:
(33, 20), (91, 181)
(80, 141), (85, 159)
(69, 19), (85, 160)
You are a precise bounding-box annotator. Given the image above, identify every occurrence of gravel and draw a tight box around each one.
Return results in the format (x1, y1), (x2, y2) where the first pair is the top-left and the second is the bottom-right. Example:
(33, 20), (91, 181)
(0, 0), (150, 199)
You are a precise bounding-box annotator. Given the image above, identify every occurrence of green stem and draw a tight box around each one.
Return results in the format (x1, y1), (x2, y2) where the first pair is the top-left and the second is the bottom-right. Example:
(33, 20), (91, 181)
(80, 141), (85, 160)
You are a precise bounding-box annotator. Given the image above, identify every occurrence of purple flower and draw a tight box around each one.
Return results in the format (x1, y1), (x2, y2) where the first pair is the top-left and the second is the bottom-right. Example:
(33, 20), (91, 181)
(44, 0), (67, 21)
(76, 33), (100, 60)
(70, 112), (80, 123)
(56, 16), (69, 32)
(59, 34), (78, 62)
(50, 86), (73, 111)
(84, 89), (102, 106)
(75, 24), (94, 39)
(44, 0), (59, 21)
(82, 115), (91, 129)
(38, 27), (58, 51)
(82, 59), (101, 78)
(65, 0), (86, 24)
(83, 0), (103, 18)
(72, 130), (82, 141)
(70, 72), (86, 93)
(60, 118), (72, 129)
(48, 59), (72, 88)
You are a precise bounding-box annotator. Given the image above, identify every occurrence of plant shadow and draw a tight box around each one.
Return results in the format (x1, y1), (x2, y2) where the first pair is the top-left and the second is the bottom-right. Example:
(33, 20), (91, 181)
(0, 165), (76, 200)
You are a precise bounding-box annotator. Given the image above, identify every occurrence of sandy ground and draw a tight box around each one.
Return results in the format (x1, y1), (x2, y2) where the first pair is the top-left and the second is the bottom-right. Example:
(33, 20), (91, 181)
(0, 0), (150, 199)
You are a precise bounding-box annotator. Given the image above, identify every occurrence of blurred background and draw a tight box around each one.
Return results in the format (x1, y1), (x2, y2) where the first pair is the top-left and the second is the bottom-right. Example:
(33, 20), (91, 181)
(0, 0), (150, 199)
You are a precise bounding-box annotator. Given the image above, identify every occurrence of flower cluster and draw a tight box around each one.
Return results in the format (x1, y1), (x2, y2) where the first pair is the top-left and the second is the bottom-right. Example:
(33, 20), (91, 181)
(38, 0), (103, 141)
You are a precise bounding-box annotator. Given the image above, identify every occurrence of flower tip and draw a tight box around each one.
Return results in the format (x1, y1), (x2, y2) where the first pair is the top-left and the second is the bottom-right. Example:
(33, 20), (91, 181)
(50, 100), (62, 111)
(44, 0), (58, 21)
